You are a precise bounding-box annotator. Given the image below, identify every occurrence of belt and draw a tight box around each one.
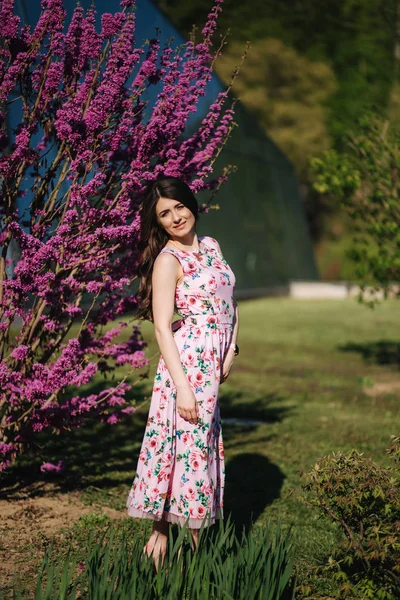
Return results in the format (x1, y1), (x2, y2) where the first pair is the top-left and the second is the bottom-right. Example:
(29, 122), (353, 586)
(172, 313), (234, 331)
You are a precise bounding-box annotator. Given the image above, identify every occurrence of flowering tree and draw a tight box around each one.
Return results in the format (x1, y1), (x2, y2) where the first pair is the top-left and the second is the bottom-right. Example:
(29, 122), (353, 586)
(0, 0), (237, 471)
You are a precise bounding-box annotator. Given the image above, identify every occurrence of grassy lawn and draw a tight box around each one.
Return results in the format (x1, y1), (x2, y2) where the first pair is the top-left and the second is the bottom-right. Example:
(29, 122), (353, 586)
(1, 298), (400, 598)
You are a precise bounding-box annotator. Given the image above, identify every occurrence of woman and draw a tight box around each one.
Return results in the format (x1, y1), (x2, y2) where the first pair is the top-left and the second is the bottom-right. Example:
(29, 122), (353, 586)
(126, 176), (239, 567)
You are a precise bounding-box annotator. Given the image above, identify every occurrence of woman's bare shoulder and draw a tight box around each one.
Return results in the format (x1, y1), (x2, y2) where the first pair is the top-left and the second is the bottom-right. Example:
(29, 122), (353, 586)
(154, 250), (180, 269)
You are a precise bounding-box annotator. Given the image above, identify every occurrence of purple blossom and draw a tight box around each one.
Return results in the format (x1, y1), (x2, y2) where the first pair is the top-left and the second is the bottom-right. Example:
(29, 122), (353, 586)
(0, 442), (18, 471)
(0, 0), (20, 38)
(40, 460), (65, 473)
(86, 281), (104, 293)
(0, 0), (235, 471)
(121, 406), (136, 415)
(107, 414), (119, 425)
(0, 442), (17, 456)
(11, 345), (29, 361)
(101, 12), (126, 37)
(115, 350), (147, 368)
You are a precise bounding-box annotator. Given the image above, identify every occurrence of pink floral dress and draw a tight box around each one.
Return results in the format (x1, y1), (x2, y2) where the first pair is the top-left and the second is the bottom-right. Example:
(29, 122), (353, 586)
(126, 236), (236, 529)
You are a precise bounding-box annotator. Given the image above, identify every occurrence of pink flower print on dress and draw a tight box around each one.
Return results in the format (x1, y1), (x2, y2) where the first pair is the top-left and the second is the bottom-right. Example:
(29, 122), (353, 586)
(158, 467), (170, 483)
(182, 432), (195, 448)
(159, 392), (168, 409)
(186, 261), (198, 276)
(189, 450), (203, 470)
(218, 439), (224, 459)
(197, 505), (206, 518)
(208, 277), (218, 293)
(201, 482), (212, 496)
(148, 487), (159, 502)
(185, 486), (196, 501)
(185, 352), (196, 368)
(194, 371), (204, 387)
(205, 396), (215, 414)
(205, 363), (214, 377)
(162, 450), (172, 464)
(202, 349), (214, 363)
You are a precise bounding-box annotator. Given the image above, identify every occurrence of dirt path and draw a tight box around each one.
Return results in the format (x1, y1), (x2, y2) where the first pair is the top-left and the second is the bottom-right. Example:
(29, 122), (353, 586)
(364, 377), (400, 397)
(0, 493), (123, 590)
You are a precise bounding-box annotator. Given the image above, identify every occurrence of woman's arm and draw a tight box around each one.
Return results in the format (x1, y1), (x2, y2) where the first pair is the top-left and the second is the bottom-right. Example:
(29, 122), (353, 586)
(231, 299), (239, 347)
(152, 253), (198, 423)
(222, 298), (239, 382)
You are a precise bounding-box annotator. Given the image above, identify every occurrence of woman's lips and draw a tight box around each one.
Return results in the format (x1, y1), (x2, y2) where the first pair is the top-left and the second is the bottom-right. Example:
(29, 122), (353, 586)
(174, 222), (186, 230)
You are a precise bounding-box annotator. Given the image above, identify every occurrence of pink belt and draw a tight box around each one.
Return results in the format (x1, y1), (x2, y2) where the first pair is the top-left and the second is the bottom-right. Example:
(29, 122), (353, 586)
(172, 313), (234, 331)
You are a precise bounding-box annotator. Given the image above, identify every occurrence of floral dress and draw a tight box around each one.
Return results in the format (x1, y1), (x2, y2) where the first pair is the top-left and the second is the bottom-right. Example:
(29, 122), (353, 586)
(126, 236), (236, 529)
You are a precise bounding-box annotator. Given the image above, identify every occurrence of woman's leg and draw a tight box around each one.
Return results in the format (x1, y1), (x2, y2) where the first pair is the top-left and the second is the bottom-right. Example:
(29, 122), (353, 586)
(176, 527), (198, 571)
(143, 518), (169, 570)
(189, 528), (199, 550)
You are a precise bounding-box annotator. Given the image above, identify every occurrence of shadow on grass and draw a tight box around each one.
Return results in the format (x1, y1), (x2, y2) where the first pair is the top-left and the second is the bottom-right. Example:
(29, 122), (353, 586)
(220, 389), (292, 424)
(339, 340), (400, 367)
(218, 388), (289, 537)
(224, 453), (285, 537)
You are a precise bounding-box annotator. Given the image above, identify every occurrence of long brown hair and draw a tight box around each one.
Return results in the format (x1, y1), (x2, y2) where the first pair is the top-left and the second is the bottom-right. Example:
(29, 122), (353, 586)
(135, 177), (199, 321)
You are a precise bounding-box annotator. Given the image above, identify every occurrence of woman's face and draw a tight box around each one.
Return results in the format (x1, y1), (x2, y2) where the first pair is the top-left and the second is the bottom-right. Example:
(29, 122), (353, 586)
(155, 196), (196, 239)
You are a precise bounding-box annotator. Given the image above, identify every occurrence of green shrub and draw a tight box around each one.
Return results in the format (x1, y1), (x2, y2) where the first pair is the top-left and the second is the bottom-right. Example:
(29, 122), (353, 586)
(13, 517), (295, 600)
(310, 115), (400, 303)
(298, 435), (400, 599)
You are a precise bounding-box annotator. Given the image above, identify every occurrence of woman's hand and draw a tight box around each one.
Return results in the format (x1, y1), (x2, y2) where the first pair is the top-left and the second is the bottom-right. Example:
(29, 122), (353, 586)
(221, 347), (236, 384)
(176, 384), (198, 424)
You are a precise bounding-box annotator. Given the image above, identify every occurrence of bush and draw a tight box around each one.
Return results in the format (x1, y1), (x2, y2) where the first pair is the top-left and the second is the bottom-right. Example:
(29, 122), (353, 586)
(310, 115), (400, 304)
(12, 517), (295, 600)
(298, 435), (400, 599)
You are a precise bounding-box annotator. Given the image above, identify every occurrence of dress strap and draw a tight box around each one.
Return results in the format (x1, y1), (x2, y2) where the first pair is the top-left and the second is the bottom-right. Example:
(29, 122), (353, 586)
(201, 236), (221, 254)
(159, 246), (181, 258)
(159, 246), (176, 256)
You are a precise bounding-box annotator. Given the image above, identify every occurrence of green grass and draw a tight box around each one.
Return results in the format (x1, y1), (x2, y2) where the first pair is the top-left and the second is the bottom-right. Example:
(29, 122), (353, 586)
(13, 518), (295, 600)
(2, 298), (400, 598)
